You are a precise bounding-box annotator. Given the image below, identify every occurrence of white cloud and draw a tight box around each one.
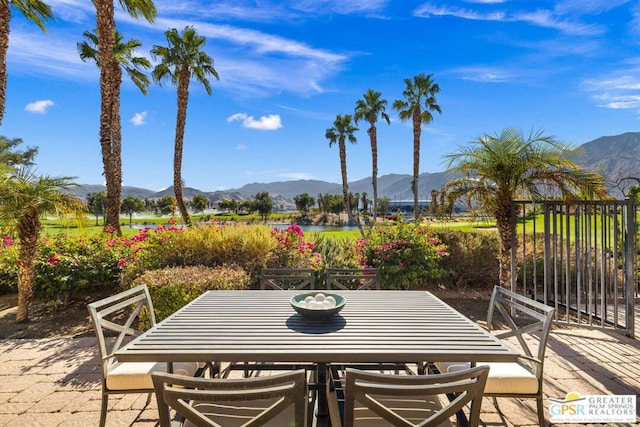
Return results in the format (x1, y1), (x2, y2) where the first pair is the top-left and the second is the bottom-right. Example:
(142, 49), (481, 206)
(449, 66), (514, 83)
(25, 99), (55, 113)
(582, 73), (640, 109)
(415, 3), (605, 36)
(130, 111), (148, 126)
(234, 144), (248, 150)
(415, 3), (505, 20)
(227, 113), (283, 130)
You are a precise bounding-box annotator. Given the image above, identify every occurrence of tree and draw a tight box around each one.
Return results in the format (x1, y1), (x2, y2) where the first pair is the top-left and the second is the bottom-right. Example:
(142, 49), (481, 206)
(190, 194), (209, 214)
(294, 193), (315, 216)
(87, 191), (107, 225)
(0, 0), (53, 126)
(218, 199), (239, 213)
(121, 195), (144, 225)
(445, 127), (607, 287)
(253, 192), (273, 222)
(377, 197), (390, 216)
(354, 89), (390, 224)
(78, 28), (150, 234)
(0, 168), (86, 322)
(156, 195), (176, 216)
(393, 73), (442, 221)
(151, 26), (219, 228)
(325, 114), (359, 227)
(93, 0), (155, 237)
(0, 136), (38, 176)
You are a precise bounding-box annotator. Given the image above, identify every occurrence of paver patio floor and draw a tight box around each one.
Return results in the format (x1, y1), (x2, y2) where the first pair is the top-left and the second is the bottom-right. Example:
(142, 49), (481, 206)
(0, 325), (638, 426)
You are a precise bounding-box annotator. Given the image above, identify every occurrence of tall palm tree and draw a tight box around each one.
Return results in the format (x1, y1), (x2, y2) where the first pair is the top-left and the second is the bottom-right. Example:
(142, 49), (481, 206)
(325, 114), (359, 227)
(0, 0), (53, 126)
(151, 26), (219, 227)
(93, 0), (155, 237)
(0, 168), (86, 322)
(393, 73), (442, 221)
(354, 89), (390, 225)
(79, 29), (151, 232)
(445, 127), (607, 288)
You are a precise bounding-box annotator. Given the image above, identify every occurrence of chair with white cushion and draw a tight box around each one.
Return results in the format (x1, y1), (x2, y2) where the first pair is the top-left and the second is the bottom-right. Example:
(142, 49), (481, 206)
(435, 286), (555, 426)
(337, 365), (489, 427)
(152, 369), (308, 427)
(88, 285), (213, 427)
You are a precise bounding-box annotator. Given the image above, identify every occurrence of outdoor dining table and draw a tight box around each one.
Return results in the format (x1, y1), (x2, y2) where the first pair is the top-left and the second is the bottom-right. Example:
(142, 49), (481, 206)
(116, 289), (519, 425)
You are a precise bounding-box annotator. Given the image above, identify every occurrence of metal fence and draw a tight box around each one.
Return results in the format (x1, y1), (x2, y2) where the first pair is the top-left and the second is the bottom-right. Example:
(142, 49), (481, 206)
(511, 199), (636, 337)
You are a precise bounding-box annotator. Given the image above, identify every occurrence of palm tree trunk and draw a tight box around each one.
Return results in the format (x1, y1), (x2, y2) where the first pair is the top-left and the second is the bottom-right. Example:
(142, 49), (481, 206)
(16, 208), (41, 323)
(110, 64), (123, 235)
(369, 123), (378, 224)
(174, 66), (191, 227)
(338, 138), (354, 226)
(0, 4), (10, 126)
(494, 200), (517, 289)
(96, 0), (121, 236)
(412, 108), (422, 221)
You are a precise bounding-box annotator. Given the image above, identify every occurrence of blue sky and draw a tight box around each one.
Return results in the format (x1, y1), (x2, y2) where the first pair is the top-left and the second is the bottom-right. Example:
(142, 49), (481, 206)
(2, 0), (639, 191)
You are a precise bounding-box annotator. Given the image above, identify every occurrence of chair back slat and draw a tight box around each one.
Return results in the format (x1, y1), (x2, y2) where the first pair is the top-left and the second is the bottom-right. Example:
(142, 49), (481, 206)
(152, 369), (307, 427)
(487, 286), (555, 376)
(343, 366), (489, 427)
(260, 268), (315, 290)
(87, 285), (155, 374)
(326, 268), (380, 290)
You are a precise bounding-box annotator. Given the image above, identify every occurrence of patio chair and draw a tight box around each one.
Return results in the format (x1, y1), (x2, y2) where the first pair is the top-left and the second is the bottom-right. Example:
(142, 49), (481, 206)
(333, 365), (489, 427)
(260, 268), (315, 290)
(152, 369), (308, 427)
(434, 285), (555, 426)
(88, 285), (215, 427)
(325, 268), (380, 290)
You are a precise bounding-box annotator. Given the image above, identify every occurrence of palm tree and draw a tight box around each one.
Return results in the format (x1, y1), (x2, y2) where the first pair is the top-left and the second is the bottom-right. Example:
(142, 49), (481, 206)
(151, 26), (219, 227)
(78, 28), (151, 232)
(0, 168), (86, 322)
(325, 114), (359, 227)
(93, 0), (156, 237)
(393, 74), (442, 221)
(0, 0), (53, 126)
(354, 89), (390, 225)
(445, 127), (607, 288)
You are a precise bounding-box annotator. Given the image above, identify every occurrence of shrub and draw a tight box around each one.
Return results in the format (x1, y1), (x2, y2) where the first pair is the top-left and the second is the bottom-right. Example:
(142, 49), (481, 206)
(356, 221), (448, 289)
(267, 225), (322, 270)
(123, 222), (274, 280)
(34, 232), (145, 305)
(130, 265), (250, 325)
(0, 236), (17, 294)
(434, 229), (499, 288)
(122, 223), (322, 287)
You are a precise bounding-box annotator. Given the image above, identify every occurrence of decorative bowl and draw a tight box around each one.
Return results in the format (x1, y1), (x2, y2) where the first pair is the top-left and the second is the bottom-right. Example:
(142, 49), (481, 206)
(290, 292), (346, 320)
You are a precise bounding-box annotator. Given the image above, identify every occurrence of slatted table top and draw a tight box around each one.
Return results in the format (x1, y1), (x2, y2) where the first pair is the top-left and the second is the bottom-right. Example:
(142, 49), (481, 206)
(116, 290), (519, 364)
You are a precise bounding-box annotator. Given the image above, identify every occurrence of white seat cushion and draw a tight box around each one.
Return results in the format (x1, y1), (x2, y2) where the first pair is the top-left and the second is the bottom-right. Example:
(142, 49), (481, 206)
(106, 361), (202, 390)
(434, 361), (538, 395)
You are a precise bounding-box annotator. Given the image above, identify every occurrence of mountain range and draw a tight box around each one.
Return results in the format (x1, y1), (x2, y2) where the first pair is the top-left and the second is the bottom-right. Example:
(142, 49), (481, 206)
(75, 132), (640, 208)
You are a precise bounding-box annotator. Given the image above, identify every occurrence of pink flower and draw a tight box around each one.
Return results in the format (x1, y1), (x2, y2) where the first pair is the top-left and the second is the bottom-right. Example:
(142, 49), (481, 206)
(47, 256), (60, 265)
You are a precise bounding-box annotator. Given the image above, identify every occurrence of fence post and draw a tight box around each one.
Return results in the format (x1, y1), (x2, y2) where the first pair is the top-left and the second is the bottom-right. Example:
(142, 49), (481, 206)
(624, 198), (636, 337)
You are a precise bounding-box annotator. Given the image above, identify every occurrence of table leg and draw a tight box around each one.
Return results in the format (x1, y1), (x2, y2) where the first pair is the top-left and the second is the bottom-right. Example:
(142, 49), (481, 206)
(316, 363), (328, 418)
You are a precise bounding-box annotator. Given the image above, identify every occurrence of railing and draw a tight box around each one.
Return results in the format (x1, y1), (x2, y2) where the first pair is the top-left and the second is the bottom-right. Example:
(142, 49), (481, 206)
(511, 199), (636, 337)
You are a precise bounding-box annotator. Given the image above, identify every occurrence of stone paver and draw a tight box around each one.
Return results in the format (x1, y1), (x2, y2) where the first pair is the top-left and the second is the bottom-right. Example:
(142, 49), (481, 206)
(0, 326), (637, 426)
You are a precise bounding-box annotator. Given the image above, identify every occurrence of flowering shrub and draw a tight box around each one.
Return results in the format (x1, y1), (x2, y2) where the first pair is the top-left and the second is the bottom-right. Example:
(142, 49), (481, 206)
(268, 225), (322, 269)
(34, 229), (149, 304)
(356, 220), (448, 289)
(0, 236), (17, 294)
